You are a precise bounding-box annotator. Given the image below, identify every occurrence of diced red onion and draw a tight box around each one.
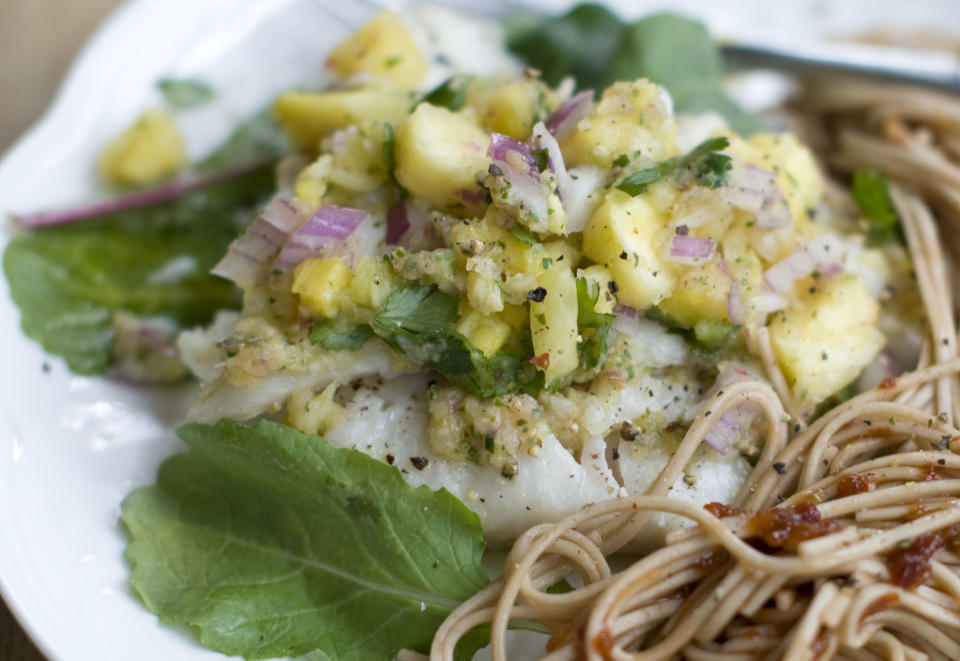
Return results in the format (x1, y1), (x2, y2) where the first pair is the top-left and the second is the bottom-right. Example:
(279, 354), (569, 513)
(545, 90), (593, 141)
(274, 205), (368, 270)
(667, 235), (717, 265)
(456, 188), (485, 205)
(762, 235), (844, 294)
(723, 165), (791, 229)
(488, 133), (538, 176)
(15, 160), (271, 229)
(386, 200), (410, 245)
(488, 132), (548, 223)
(614, 304), (637, 319)
(701, 365), (760, 454)
(211, 197), (304, 287)
(716, 260), (746, 325)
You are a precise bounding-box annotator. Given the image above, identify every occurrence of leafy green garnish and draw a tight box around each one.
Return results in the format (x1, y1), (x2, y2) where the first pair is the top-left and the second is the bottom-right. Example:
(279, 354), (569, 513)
(122, 419), (488, 660)
(308, 321), (375, 351)
(851, 169), (901, 244)
(506, 4), (626, 90)
(646, 306), (741, 354)
(617, 137), (732, 196)
(507, 7), (759, 135)
(508, 224), (538, 247)
(417, 75), (473, 112)
(3, 111), (283, 374)
(157, 78), (215, 108)
(371, 286), (542, 398)
(576, 277), (616, 371)
(381, 123), (407, 198)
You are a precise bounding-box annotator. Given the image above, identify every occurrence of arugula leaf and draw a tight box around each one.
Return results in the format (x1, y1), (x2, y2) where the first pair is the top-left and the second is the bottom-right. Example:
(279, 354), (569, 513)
(609, 14), (759, 135)
(617, 137), (731, 196)
(506, 7), (759, 135)
(417, 75), (473, 112)
(851, 169), (901, 244)
(308, 321), (375, 351)
(3, 111), (282, 374)
(157, 78), (215, 109)
(122, 419), (488, 660)
(371, 286), (542, 398)
(505, 4), (626, 89)
(575, 277), (615, 371)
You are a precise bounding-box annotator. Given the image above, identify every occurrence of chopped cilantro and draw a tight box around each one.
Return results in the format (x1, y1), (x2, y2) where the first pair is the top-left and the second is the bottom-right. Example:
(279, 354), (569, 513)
(308, 322), (374, 351)
(576, 277), (615, 371)
(616, 136), (732, 195)
(416, 75), (473, 112)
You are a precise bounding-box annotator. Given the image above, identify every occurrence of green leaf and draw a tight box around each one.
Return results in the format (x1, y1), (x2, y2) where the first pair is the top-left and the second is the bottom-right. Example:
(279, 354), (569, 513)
(851, 170), (901, 244)
(575, 277), (615, 371)
(508, 224), (537, 247)
(157, 78), (215, 109)
(3, 164), (272, 374)
(122, 419), (488, 660)
(417, 75), (473, 112)
(380, 123), (407, 198)
(308, 321), (375, 351)
(646, 306), (740, 355)
(370, 286), (542, 398)
(506, 4), (626, 89)
(617, 137), (731, 196)
(608, 13), (760, 135)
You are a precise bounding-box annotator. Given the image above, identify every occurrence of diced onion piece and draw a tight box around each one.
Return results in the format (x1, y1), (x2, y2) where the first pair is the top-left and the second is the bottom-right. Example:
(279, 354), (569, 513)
(667, 235), (717, 265)
(274, 205), (368, 270)
(614, 304), (637, 319)
(212, 197), (303, 287)
(488, 133), (538, 176)
(488, 131), (548, 223)
(385, 200), (410, 245)
(762, 235), (844, 294)
(545, 90), (593, 141)
(723, 165), (791, 229)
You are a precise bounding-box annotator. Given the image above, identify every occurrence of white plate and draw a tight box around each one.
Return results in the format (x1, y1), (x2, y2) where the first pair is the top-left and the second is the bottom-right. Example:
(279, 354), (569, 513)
(0, 1), (957, 660)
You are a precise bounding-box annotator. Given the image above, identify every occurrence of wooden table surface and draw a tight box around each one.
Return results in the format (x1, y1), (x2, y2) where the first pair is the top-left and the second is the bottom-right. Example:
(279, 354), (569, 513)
(0, 3), (124, 657)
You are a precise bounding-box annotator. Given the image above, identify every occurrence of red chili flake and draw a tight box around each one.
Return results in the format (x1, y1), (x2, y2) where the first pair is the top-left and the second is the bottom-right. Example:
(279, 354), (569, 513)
(592, 629), (616, 657)
(888, 533), (945, 588)
(705, 502), (745, 519)
(591, 453), (599, 460)
(529, 352), (550, 370)
(863, 593), (899, 618)
(745, 503), (841, 552)
(733, 366), (748, 376)
(836, 472), (877, 498)
(878, 377), (897, 390)
(922, 465), (939, 481)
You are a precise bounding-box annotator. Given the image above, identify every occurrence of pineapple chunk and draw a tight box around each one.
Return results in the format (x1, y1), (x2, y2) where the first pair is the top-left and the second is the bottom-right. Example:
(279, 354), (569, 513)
(295, 154), (333, 208)
(292, 258), (351, 317)
(769, 273), (885, 406)
(562, 80), (677, 168)
(349, 255), (397, 309)
(582, 190), (675, 310)
(326, 11), (427, 89)
(658, 259), (732, 327)
(274, 88), (412, 149)
(747, 133), (824, 230)
(481, 80), (542, 140)
(98, 110), (185, 186)
(529, 266), (578, 385)
(456, 306), (512, 357)
(395, 104), (490, 215)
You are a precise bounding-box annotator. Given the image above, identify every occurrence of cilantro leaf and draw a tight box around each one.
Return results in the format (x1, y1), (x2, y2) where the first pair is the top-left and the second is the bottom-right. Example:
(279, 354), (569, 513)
(381, 123), (407, 198)
(617, 137), (731, 196)
(122, 419), (488, 660)
(851, 169), (901, 244)
(576, 277), (616, 371)
(508, 224), (538, 247)
(370, 286), (542, 398)
(157, 78), (215, 109)
(308, 321), (375, 351)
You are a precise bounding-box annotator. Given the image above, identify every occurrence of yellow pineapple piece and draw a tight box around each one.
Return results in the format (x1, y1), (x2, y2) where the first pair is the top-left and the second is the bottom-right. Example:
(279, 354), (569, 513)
(326, 11), (427, 89)
(292, 257), (351, 317)
(98, 110), (185, 186)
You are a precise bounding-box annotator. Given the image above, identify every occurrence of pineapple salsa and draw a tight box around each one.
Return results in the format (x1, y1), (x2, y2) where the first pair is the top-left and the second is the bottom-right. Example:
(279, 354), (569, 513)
(177, 8), (920, 541)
